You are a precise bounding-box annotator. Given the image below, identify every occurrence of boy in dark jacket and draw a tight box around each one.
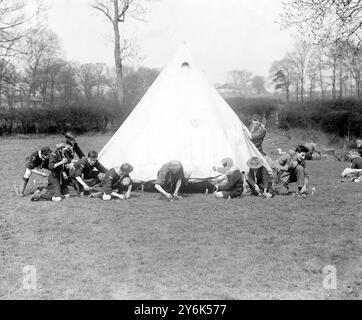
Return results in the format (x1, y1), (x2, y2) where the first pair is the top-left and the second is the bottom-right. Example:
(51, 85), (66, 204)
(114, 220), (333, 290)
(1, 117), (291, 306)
(30, 143), (72, 202)
(246, 157), (273, 198)
(19, 146), (51, 196)
(90, 163), (133, 201)
(63, 132), (85, 160)
(71, 150), (108, 195)
(213, 159), (244, 199)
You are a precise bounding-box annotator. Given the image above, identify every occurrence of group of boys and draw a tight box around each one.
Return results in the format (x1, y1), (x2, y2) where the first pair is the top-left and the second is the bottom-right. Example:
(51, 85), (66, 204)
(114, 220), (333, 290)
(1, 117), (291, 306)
(18, 133), (134, 202)
(210, 144), (310, 200)
(18, 127), (313, 202)
(19, 133), (192, 201)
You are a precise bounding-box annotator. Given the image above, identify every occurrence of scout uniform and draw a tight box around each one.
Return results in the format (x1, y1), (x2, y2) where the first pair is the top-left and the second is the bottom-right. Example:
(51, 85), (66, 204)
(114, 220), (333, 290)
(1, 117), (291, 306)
(102, 165), (133, 196)
(19, 146), (51, 196)
(64, 132), (85, 160)
(216, 168), (244, 199)
(246, 157), (273, 196)
(274, 153), (308, 195)
(38, 144), (71, 201)
(72, 157), (108, 192)
(155, 161), (186, 193)
(250, 124), (267, 156)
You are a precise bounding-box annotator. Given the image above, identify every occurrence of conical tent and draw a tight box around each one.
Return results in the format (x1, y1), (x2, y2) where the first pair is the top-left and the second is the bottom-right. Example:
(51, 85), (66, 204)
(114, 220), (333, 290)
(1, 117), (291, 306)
(99, 45), (270, 182)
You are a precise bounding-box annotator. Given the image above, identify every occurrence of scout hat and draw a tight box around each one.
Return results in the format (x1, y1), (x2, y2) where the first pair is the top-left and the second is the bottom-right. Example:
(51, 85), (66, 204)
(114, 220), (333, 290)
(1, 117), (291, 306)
(247, 157), (263, 169)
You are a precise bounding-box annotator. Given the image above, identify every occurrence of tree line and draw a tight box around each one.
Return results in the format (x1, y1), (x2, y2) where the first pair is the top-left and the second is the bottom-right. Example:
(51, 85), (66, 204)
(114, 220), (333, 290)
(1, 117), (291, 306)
(269, 39), (362, 102)
(263, 0), (362, 140)
(271, 0), (362, 102)
(0, 14), (158, 135)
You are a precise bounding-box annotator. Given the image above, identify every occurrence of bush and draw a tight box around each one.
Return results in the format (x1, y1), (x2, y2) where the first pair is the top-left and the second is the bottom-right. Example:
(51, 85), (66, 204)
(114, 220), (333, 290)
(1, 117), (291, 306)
(0, 102), (114, 136)
(225, 97), (281, 127)
(279, 99), (362, 138)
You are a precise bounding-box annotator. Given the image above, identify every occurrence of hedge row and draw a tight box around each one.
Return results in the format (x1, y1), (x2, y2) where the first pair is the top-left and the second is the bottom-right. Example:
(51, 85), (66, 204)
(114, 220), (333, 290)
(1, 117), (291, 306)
(0, 102), (120, 136)
(278, 99), (362, 138)
(2, 97), (362, 139)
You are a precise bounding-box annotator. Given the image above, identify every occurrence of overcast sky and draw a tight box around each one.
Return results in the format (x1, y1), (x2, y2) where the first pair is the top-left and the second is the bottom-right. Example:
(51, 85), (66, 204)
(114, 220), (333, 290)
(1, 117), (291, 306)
(47, 0), (295, 84)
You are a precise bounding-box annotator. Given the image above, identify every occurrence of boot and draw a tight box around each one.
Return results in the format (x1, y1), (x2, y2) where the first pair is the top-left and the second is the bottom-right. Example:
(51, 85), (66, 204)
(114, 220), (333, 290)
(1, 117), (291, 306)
(19, 179), (29, 197)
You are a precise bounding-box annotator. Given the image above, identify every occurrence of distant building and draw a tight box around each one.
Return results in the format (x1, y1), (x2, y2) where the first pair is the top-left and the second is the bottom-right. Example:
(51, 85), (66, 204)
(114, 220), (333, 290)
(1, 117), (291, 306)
(216, 83), (257, 98)
(0, 95), (43, 110)
(0, 94), (8, 109)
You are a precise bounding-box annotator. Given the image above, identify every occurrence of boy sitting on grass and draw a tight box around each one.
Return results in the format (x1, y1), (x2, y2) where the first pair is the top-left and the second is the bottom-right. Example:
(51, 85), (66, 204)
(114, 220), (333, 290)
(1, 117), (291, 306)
(90, 163), (133, 201)
(154, 160), (187, 199)
(18, 146), (52, 197)
(71, 150), (108, 196)
(273, 145), (309, 198)
(245, 157), (273, 199)
(30, 143), (73, 202)
(340, 151), (362, 182)
(213, 158), (244, 199)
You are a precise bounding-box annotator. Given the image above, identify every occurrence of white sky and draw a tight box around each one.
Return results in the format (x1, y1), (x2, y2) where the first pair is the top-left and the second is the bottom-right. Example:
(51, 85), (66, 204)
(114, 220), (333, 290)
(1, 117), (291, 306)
(46, 0), (295, 84)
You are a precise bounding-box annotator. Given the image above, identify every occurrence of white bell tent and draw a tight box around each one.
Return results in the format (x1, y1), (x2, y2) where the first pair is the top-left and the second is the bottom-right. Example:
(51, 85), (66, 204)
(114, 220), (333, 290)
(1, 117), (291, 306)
(99, 45), (270, 182)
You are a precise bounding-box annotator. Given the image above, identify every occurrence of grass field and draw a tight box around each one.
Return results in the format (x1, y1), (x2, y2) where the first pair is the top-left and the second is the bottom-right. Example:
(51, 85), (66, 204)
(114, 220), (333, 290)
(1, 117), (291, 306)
(0, 132), (361, 300)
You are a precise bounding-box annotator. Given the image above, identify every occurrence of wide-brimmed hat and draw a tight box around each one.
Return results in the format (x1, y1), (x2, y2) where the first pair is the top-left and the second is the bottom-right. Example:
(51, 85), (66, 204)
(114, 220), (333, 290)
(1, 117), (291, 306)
(247, 157), (263, 169)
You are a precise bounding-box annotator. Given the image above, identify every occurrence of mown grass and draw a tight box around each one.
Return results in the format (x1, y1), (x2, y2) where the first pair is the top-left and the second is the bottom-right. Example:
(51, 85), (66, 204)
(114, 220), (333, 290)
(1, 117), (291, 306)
(0, 132), (361, 300)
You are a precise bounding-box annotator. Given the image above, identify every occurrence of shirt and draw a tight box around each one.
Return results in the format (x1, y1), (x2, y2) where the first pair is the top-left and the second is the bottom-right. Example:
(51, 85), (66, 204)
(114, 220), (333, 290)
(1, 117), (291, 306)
(247, 166), (271, 190)
(155, 163), (185, 187)
(249, 124), (266, 153)
(62, 143), (85, 161)
(73, 157), (108, 178)
(356, 147), (362, 157)
(48, 149), (70, 177)
(26, 150), (49, 170)
(288, 155), (306, 170)
(102, 168), (132, 195)
(272, 153), (293, 172)
(217, 169), (244, 193)
(351, 157), (362, 169)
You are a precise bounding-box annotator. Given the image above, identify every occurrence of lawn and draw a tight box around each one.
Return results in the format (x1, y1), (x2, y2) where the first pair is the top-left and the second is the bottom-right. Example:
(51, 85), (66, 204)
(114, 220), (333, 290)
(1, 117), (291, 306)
(0, 132), (361, 300)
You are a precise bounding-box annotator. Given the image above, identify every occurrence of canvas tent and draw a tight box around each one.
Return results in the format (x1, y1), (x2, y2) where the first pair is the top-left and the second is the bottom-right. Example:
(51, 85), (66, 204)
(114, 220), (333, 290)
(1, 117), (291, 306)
(99, 45), (271, 183)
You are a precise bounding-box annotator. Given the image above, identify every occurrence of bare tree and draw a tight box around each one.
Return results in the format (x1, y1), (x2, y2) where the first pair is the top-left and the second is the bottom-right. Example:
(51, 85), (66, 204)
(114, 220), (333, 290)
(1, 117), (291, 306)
(78, 63), (98, 102)
(227, 70), (252, 90)
(280, 0), (362, 46)
(90, 0), (151, 113)
(270, 57), (297, 102)
(0, 0), (47, 106)
(324, 41), (347, 100)
(344, 43), (362, 98)
(286, 41), (311, 102)
(0, 0), (46, 47)
(315, 46), (327, 100)
(22, 29), (61, 98)
(307, 50), (319, 100)
(251, 75), (267, 95)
